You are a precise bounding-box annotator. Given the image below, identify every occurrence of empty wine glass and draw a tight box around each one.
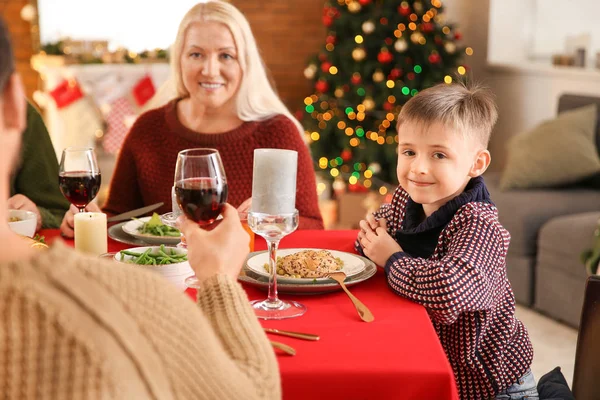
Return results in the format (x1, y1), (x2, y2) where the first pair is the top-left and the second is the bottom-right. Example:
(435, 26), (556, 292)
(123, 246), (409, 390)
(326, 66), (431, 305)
(58, 147), (101, 212)
(174, 148), (228, 288)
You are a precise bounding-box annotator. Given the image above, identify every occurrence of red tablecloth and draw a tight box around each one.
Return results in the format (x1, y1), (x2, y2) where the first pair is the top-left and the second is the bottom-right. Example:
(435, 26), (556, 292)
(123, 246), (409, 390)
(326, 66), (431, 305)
(41, 229), (458, 400)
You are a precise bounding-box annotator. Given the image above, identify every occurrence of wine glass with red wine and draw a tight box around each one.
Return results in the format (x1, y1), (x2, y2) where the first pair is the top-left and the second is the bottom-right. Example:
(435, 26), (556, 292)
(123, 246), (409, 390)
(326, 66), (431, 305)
(174, 148), (228, 289)
(58, 147), (101, 213)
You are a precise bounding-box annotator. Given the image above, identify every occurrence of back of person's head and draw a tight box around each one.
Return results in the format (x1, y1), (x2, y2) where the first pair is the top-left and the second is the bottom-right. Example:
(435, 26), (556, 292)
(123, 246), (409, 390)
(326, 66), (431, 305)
(397, 82), (498, 148)
(170, 1), (304, 136)
(0, 17), (15, 97)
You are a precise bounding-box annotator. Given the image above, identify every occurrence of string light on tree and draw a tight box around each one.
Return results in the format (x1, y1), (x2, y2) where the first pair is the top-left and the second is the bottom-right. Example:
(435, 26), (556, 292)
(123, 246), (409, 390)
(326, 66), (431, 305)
(303, 0), (467, 187)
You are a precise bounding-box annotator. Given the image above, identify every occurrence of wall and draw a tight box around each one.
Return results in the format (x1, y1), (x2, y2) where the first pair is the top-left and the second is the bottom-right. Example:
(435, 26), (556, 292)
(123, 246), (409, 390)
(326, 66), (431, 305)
(0, 0), (39, 99)
(230, 0), (325, 112)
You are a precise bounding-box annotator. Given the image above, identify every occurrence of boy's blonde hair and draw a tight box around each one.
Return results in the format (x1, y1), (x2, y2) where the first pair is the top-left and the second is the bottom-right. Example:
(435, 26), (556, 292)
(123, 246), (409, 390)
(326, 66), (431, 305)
(170, 1), (304, 136)
(397, 83), (498, 148)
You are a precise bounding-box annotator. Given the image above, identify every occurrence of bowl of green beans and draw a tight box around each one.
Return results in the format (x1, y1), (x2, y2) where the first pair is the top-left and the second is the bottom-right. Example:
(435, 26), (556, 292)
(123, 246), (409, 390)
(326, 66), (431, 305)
(114, 245), (192, 290)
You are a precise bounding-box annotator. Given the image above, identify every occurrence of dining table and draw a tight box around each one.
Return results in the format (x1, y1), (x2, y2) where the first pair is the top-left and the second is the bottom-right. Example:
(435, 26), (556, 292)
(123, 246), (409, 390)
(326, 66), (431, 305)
(40, 228), (459, 400)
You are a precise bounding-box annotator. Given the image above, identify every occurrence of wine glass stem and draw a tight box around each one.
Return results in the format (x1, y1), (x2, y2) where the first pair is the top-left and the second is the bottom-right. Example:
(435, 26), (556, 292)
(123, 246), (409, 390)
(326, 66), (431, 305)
(78, 207), (86, 213)
(267, 238), (281, 306)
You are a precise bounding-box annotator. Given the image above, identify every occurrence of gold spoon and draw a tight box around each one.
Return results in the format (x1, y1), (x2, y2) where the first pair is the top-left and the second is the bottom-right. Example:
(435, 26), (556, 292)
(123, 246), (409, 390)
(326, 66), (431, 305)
(270, 340), (296, 356)
(326, 271), (374, 323)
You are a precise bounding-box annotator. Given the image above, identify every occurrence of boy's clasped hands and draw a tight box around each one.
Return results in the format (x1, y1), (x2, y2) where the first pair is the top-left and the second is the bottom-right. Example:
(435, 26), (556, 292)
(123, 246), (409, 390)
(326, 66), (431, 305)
(358, 214), (403, 266)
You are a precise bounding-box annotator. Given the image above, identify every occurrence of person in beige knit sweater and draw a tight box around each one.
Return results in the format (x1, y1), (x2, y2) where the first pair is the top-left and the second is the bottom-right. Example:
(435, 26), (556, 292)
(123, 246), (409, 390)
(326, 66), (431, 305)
(0, 18), (280, 399)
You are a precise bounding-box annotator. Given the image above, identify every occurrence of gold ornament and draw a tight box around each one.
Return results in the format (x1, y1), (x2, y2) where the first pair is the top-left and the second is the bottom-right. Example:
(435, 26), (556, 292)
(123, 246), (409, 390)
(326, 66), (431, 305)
(352, 47), (366, 61)
(394, 39), (408, 53)
(410, 32), (423, 44)
(372, 70), (385, 83)
(348, 1), (361, 13)
(303, 64), (317, 79)
(444, 42), (457, 54)
(334, 87), (344, 98)
(363, 97), (375, 111)
(362, 21), (375, 34)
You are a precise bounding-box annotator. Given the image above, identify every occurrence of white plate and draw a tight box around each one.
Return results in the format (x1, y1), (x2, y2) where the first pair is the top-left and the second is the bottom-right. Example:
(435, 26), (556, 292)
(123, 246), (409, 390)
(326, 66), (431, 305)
(122, 217), (181, 245)
(245, 248), (366, 283)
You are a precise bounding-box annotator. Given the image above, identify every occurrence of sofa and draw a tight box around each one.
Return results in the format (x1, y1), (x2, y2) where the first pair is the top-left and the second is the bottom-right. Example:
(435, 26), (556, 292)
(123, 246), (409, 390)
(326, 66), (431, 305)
(484, 94), (600, 328)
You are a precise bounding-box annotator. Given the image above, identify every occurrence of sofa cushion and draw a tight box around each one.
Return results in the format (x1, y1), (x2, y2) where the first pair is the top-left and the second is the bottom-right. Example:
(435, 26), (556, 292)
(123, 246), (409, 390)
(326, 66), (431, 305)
(500, 104), (600, 190)
(485, 173), (600, 257)
(537, 211), (600, 279)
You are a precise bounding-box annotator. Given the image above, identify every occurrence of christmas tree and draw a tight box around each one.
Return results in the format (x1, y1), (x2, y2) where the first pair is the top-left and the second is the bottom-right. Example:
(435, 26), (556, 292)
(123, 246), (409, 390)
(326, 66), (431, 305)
(302, 0), (472, 195)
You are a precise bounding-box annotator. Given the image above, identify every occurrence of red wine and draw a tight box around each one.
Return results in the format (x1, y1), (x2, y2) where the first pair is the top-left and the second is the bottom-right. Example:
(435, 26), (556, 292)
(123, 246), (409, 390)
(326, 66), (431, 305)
(58, 171), (101, 209)
(175, 178), (228, 224)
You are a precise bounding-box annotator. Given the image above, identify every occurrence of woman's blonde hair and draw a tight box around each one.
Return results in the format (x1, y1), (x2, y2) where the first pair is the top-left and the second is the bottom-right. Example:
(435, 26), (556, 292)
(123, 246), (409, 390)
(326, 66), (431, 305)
(169, 1), (304, 136)
(397, 82), (498, 148)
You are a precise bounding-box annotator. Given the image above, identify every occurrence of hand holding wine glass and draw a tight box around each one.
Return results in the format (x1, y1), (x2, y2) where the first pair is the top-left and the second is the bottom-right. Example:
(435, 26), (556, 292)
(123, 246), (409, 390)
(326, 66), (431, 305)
(174, 148), (228, 288)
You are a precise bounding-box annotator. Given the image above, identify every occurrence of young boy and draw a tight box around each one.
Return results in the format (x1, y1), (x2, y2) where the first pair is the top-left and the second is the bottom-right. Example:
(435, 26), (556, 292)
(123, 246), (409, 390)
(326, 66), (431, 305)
(357, 83), (536, 400)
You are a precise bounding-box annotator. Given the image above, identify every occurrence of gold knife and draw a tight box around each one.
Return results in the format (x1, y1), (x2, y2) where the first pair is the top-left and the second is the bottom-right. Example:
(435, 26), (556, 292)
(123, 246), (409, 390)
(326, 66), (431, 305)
(107, 202), (165, 223)
(264, 328), (320, 341)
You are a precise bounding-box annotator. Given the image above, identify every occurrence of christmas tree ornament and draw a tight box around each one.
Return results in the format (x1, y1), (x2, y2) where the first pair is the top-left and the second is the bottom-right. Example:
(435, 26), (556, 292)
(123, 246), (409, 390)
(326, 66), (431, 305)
(413, 1), (424, 14)
(368, 162), (382, 174)
(394, 38), (408, 52)
(362, 20), (375, 34)
(435, 36), (444, 45)
(445, 41), (457, 54)
(384, 37), (393, 45)
(352, 47), (366, 61)
(407, 72), (416, 80)
(410, 32), (424, 44)
(315, 80), (329, 93)
(351, 73), (362, 85)
(341, 149), (353, 161)
(304, 64), (317, 79)
(421, 22), (434, 33)
(383, 101), (394, 111)
(428, 52), (441, 64)
(348, 1), (361, 13)
(398, 3), (411, 17)
(454, 31), (463, 40)
(372, 70), (385, 82)
(334, 87), (344, 98)
(326, 35), (337, 45)
(389, 68), (402, 79)
(322, 15), (333, 27)
(377, 50), (394, 64)
(321, 61), (333, 73)
(358, 0), (372, 4)
(363, 97), (375, 111)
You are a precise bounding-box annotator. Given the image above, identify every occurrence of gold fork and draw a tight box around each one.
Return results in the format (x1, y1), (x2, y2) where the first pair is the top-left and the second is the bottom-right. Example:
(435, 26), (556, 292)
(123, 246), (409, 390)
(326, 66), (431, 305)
(270, 340), (296, 356)
(327, 271), (375, 323)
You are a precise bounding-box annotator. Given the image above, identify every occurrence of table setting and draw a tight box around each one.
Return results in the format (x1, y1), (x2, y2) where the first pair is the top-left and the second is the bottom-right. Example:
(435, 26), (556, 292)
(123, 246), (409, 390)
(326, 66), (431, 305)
(25, 146), (459, 400)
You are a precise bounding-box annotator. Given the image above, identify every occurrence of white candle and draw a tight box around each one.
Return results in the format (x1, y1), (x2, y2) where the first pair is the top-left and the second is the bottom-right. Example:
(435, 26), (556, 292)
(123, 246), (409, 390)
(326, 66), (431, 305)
(251, 149), (297, 214)
(74, 212), (108, 256)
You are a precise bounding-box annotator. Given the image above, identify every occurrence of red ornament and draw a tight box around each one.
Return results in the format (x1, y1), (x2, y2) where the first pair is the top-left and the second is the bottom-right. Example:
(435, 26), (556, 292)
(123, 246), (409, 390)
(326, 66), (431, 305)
(421, 22), (434, 34)
(318, 53), (327, 62)
(398, 5), (411, 16)
(380, 17), (388, 25)
(428, 53), (441, 64)
(404, 56), (413, 65)
(407, 72), (416, 81)
(358, 0), (371, 5)
(341, 149), (352, 162)
(322, 15), (333, 27)
(384, 37), (393, 46)
(348, 182), (369, 193)
(383, 101), (394, 111)
(294, 110), (304, 120)
(321, 61), (333, 73)
(326, 35), (337, 45)
(351, 75), (362, 85)
(454, 31), (463, 40)
(377, 51), (393, 64)
(315, 80), (329, 93)
(434, 36), (443, 45)
(343, 84), (350, 92)
(389, 68), (402, 79)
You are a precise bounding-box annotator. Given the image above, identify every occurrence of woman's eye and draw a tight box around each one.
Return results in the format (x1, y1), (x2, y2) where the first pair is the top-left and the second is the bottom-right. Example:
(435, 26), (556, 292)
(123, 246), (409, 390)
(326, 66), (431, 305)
(220, 53), (234, 60)
(433, 153), (447, 159)
(189, 52), (202, 58)
(402, 150), (415, 156)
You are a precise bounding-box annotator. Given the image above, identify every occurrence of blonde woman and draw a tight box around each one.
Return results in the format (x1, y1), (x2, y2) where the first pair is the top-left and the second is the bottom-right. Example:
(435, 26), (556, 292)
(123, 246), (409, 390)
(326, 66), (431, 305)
(62, 1), (323, 237)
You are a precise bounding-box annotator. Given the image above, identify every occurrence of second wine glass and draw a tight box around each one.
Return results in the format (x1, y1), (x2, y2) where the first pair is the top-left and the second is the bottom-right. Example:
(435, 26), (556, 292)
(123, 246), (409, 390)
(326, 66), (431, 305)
(58, 147), (101, 213)
(174, 148), (228, 288)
